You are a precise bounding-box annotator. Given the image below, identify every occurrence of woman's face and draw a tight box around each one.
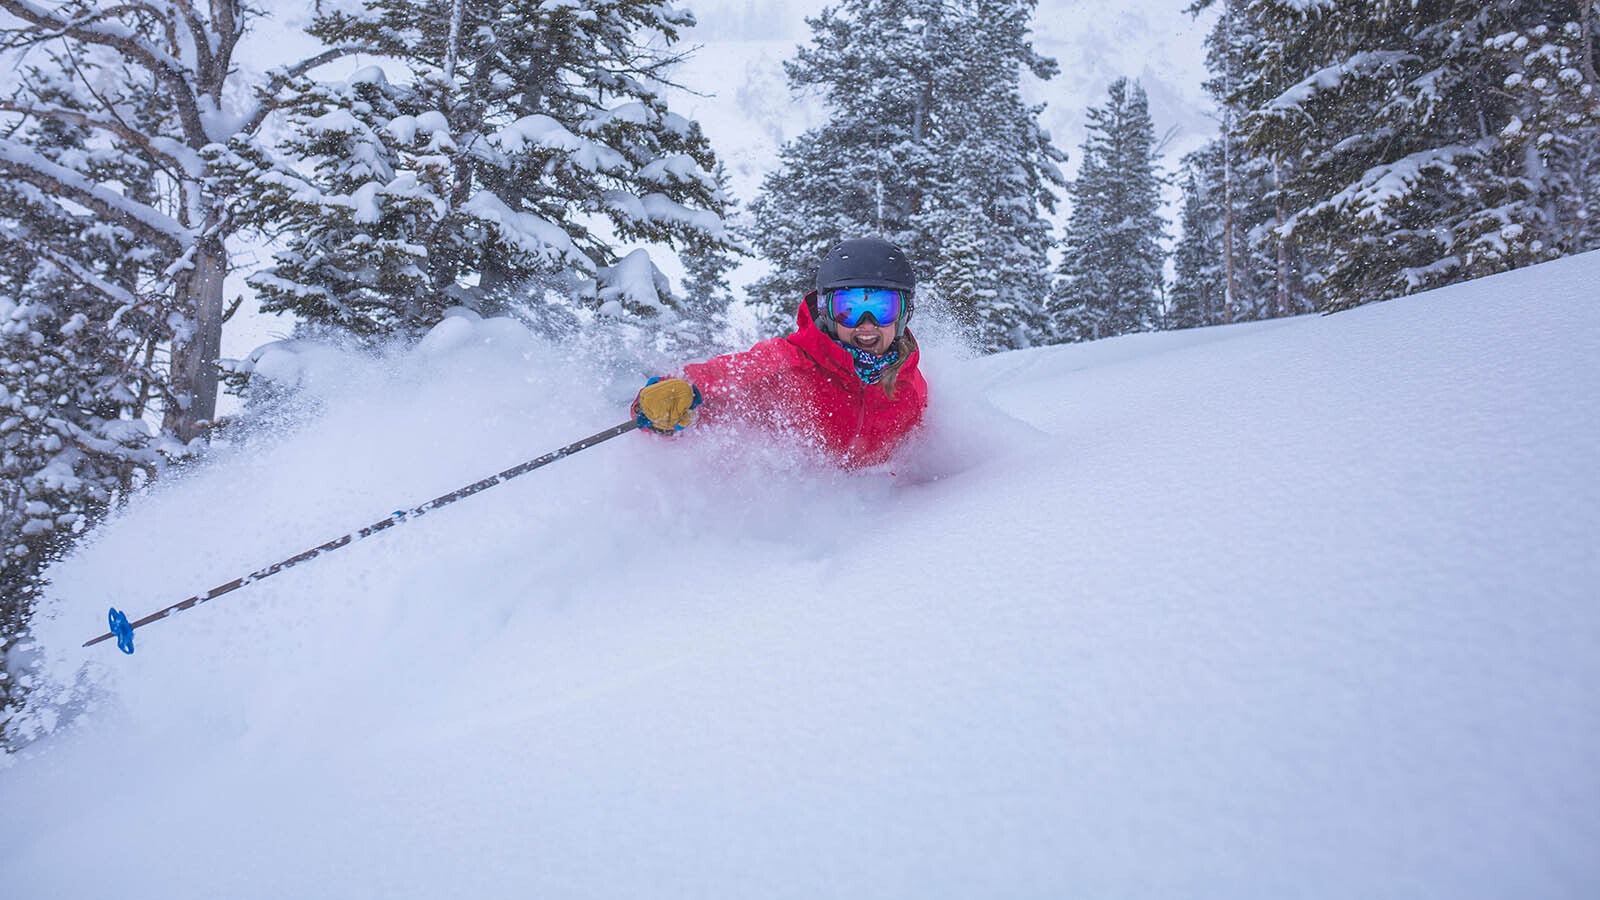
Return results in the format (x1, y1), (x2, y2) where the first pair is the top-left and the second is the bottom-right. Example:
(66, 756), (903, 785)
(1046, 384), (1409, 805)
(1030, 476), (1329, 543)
(835, 319), (896, 355)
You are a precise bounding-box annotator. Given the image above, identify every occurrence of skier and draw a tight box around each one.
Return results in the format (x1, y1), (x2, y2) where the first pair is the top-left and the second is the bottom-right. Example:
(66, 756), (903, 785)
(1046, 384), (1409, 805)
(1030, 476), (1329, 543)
(631, 236), (928, 468)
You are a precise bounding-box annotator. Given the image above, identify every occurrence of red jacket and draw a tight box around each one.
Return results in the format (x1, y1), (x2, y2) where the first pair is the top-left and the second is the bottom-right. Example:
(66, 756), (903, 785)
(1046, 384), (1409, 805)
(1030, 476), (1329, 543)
(682, 294), (928, 468)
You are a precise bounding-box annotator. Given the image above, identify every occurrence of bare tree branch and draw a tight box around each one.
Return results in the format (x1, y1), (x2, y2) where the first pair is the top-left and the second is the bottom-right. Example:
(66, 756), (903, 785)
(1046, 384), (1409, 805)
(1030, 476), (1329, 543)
(166, 0), (217, 86)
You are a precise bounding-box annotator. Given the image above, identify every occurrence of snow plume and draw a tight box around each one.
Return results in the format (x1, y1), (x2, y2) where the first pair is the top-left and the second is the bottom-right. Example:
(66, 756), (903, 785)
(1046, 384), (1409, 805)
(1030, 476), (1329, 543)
(4, 254), (1600, 897)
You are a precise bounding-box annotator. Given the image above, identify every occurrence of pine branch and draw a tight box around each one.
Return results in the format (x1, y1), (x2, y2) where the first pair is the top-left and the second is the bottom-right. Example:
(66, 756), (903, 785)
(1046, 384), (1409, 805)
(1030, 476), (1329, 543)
(237, 44), (375, 133)
(0, 0), (210, 144)
(0, 99), (190, 175)
(0, 137), (188, 254)
(0, 222), (147, 307)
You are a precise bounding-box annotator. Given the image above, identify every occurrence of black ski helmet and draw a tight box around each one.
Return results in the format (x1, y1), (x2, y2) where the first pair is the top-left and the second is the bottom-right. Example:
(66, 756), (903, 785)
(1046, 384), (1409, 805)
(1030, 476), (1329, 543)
(814, 237), (916, 336)
(816, 237), (916, 294)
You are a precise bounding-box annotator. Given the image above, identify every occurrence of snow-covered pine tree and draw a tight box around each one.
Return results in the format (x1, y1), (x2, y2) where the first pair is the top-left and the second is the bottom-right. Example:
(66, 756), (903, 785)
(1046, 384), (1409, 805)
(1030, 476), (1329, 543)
(0, 278), (161, 748)
(1231, 1), (1436, 310)
(746, 0), (948, 335)
(1168, 154), (1226, 330)
(743, 129), (860, 336)
(0, 64), (168, 749)
(0, 29), (225, 743)
(256, 0), (733, 340)
(1182, 0), (1313, 322)
(218, 70), (453, 340)
(1482, 12), (1600, 262)
(933, 209), (1001, 341)
(674, 164), (746, 357)
(747, 0), (1065, 350)
(1169, 133), (1283, 327)
(1214, 0), (1600, 312)
(922, 0), (1062, 347)
(1049, 78), (1167, 343)
(0, 0), (368, 442)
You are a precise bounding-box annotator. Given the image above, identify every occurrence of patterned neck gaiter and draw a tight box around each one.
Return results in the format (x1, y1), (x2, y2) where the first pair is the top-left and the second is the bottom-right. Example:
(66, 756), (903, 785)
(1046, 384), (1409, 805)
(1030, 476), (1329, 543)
(842, 343), (900, 385)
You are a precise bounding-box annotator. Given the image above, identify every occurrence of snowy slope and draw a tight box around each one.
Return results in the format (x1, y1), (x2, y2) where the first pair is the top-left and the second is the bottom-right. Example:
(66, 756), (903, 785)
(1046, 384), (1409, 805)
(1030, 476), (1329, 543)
(5, 252), (1599, 898)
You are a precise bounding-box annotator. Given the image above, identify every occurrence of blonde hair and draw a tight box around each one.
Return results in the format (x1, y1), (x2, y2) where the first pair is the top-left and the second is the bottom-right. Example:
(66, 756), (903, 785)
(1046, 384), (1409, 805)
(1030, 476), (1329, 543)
(880, 332), (918, 399)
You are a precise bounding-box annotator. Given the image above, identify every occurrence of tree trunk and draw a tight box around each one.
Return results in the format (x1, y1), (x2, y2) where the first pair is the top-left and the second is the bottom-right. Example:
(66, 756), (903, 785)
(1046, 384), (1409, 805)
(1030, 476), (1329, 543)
(165, 236), (227, 443)
(1219, 1), (1239, 325)
(1273, 157), (1289, 317)
(1581, 1), (1598, 86)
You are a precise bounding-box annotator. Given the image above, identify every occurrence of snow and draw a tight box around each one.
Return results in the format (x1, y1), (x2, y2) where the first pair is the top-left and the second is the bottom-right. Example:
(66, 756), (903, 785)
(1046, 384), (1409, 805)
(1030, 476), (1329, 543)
(492, 114), (628, 173)
(1265, 51), (1419, 116)
(597, 248), (673, 316)
(459, 192), (580, 265)
(582, 102), (656, 129)
(384, 110), (452, 146)
(5, 250), (1599, 897)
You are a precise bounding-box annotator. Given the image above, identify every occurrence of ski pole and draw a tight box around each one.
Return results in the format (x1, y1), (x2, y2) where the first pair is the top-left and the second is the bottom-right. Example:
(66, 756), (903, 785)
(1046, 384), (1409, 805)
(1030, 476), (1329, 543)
(85, 419), (639, 654)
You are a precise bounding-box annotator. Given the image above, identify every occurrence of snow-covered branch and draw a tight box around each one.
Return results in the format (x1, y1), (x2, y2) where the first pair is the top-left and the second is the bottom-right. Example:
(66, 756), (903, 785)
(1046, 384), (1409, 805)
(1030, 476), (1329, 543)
(168, 0), (220, 88)
(0, 0), (210, 143)
(0, 100), (194, 178)
(1258, 50), (1418, 121)
(1284, 140), (1489, 235)
(0, 222), (146, 308)
(0, 137), (189, 254)
(237, 44), (377, 134)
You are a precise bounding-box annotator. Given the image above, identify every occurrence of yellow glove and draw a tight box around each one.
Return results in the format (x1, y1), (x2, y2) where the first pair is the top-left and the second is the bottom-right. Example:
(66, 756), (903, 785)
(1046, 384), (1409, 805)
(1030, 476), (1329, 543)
(631, 377), (702, 433)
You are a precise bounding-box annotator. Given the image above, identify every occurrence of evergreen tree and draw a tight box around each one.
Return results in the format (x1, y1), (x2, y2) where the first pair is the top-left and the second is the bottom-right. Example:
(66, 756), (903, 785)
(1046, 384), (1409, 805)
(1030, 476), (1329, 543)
(1482, 12), (1600, 260)
(1192, 0), (1600, 313)
(236, 0), (734, 340)
(675, 165), (747, 356)
(1169, 138), (1289, 327)
(933, 210), (1001, 341)
(0, 281), (162, 748)
(1168, 155), (1226, 330)
(1182, 0), (1311, 322)
(0, 0), (368, 442)
(219, 70), (454, 340)
(1050, 79), (1167, 343)
(0, 67), (166, 748)
(747, 0), (1065, 349)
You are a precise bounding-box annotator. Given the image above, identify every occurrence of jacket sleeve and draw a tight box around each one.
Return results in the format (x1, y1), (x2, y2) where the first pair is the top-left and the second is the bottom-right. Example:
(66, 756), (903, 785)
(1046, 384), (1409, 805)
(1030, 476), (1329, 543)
(680, 338), (801, 416)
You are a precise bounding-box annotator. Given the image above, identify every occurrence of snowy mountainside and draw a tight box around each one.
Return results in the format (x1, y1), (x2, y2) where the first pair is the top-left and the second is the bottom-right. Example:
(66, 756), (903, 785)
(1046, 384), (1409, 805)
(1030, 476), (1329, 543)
(4, 252), (1598, 898)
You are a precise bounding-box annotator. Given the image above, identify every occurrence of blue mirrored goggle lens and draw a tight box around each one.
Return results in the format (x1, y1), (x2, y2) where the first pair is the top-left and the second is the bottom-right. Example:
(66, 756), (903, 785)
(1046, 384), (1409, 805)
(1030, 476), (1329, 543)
(828, 288), (904, 327)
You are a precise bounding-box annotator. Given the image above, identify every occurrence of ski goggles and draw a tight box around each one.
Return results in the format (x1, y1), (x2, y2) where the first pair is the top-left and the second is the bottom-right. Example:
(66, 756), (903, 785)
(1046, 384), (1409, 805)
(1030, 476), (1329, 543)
(825, 287), (907, 328)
